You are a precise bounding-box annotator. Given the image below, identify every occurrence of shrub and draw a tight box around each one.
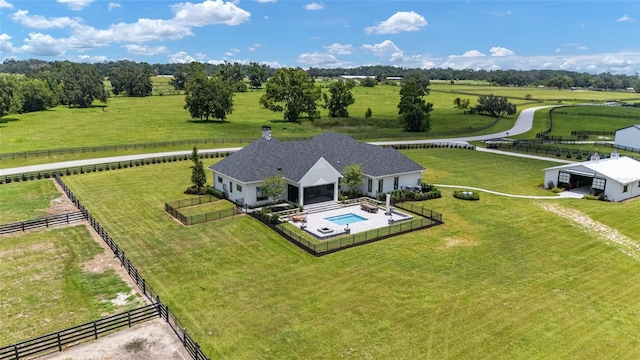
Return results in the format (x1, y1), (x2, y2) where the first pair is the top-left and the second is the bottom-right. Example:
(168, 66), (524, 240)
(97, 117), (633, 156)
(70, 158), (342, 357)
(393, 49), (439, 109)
(551, 187), (564, 193)
(453, 190), (480, 200)
(576, 150), (583, 160)
(547, 181), (555, 189)
(555, 148), (561, 157)
(583, 195), (599, 200)
(205, 186), (225, 199)
(566, 149), (572, 158)
(365, 108), (372, 118)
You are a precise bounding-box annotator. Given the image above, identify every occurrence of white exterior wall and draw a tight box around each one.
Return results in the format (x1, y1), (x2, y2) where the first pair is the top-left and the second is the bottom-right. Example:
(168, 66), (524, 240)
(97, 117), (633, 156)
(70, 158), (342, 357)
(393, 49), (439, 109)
(615, 127), (640, 149)
(606, 180), (640, 202)
(298, 158), (342, 206)
(543, 169), (560, 188)
(359, 172), (422, 197)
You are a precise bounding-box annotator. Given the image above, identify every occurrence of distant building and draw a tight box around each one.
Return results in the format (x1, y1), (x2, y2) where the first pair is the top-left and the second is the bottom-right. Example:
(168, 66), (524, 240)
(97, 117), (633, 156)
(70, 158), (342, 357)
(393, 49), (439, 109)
(543, 152), (640, 202)
(614, 125), (640, 151)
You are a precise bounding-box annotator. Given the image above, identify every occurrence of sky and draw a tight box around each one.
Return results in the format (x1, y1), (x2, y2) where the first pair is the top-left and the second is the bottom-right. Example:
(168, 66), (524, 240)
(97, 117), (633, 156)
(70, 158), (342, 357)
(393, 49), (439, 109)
(1, 0), (639, 74)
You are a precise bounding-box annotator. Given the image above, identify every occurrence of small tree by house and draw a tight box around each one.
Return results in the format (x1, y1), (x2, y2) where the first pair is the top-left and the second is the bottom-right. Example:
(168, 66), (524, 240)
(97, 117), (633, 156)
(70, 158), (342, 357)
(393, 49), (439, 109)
(261, 175), (286, 205)
(187, 146), (207, 193)
(340, 164), (363, 197)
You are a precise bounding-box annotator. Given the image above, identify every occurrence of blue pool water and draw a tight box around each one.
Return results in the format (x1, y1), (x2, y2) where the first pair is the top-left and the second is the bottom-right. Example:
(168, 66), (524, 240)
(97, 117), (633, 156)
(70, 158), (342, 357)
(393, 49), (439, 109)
(325, 213), (367, 225)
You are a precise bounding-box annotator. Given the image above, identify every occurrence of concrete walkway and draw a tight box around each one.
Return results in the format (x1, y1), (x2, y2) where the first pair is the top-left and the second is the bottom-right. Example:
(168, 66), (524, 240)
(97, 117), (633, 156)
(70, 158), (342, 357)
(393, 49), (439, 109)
(1, 106), (563, 177)
(434, 184), (585, 199)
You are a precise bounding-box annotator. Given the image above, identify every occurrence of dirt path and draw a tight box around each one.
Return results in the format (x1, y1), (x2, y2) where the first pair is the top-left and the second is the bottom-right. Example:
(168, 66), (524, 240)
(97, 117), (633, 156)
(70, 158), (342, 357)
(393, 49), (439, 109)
(539, 202), (640, 259)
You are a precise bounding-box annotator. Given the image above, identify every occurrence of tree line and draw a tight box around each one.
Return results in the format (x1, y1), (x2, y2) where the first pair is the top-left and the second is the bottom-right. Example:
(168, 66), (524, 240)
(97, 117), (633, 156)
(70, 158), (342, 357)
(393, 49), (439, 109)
(2, 59), (639, 91)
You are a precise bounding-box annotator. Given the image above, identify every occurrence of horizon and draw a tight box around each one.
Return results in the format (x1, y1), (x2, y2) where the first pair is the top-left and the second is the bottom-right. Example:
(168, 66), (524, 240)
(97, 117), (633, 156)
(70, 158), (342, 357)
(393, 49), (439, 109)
(0, 0), (639, 75)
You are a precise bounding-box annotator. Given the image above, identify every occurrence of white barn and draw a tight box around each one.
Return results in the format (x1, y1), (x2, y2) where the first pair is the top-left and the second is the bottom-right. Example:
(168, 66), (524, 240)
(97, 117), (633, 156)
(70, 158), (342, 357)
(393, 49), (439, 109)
(614, 125), (640, 151)
(209, 128), (424, 208)
(543, 153), (640, 202)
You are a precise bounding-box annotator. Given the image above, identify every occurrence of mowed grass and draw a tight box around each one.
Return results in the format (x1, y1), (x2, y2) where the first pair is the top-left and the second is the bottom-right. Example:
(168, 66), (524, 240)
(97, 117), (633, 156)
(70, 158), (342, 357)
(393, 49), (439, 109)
(58, 150), (640, 359)
(0, 225), (143, 345)
(548, 105), (640, 137)
(177, 199), (236, 217)
(0, 179), (61, 222)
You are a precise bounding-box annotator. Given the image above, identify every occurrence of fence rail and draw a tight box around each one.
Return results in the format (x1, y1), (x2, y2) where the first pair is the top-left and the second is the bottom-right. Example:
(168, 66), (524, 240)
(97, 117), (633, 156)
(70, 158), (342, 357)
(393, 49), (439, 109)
(0, 304), (160, 360)
(16, 173), (211, 360)
(487, 142), (640, 160)
(250, 202), (443, 257)
(0, 212), (83, 235)
(0, 150), (233, 185)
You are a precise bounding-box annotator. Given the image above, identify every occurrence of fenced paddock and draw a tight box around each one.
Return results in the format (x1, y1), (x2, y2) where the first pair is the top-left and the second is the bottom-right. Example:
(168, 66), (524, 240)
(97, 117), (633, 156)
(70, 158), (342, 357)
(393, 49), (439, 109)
(165, 195), (241, 226)
(13, 173), (213, 360)
(0, 304), (159, 360)
(0, 212), (83, 235)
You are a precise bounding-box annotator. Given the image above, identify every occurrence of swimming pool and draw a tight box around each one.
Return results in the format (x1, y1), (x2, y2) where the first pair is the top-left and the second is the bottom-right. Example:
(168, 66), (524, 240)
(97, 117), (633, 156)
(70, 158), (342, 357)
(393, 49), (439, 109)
(325, 213), (367, 225)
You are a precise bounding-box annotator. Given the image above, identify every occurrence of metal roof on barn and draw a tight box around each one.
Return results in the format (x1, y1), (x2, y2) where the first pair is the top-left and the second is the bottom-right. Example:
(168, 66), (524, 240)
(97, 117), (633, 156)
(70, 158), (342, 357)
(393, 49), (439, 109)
(209, 132), (425, 183)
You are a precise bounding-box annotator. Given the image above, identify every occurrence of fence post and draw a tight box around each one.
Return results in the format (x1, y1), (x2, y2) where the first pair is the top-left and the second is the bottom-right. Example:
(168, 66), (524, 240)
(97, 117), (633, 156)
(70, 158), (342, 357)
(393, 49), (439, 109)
(128, 310), (132, 327)
(93, 321), (98, 339)
(182, 328), (187, 345)
(57, 332), (62, 351)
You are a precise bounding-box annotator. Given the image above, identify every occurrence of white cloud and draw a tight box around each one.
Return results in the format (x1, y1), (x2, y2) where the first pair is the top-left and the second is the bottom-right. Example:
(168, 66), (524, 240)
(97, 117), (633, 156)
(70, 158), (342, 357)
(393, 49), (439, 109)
(362, 39), (403, 58)
(195, 53), (207, 61)
(124, 44), (169, 56)
(76, 54), (108, 63)
(0, 0), (14, 8)
(577, 45), (588, 51)
(616, 14), (634, 22)
(108, 2), (121, 11)
(297, 52), (341, 67)
(11, 10), (82, 29)
(555, 48), (561, 53)
(304, 2), (324, 11)
(19, 32), (67, 56)
(70, 19), (192, 47)
(171, 0), (251, 27)
(490, 46), (515, 56)
(0, 33), (15, 53)
(325, 43), (352, 55)
(450, 50), (486, 58)
(365, 11), (427, 34)
(57, 0), (93, 11)
(169, 51), (196, 63)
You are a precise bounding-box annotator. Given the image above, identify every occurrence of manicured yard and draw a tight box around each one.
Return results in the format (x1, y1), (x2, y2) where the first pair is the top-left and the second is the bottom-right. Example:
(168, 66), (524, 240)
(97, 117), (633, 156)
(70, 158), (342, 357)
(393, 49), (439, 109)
(53, 150), (640, 359)
(0, 226), (143, 345)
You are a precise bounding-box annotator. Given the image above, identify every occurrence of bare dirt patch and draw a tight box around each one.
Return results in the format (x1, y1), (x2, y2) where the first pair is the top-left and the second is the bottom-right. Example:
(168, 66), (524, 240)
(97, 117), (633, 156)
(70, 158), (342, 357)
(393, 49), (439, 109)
(46, 179), (79, 216)
(438, 237), (477, 251)
(35, 318), (192, 360)
(539, 202), (640, 259)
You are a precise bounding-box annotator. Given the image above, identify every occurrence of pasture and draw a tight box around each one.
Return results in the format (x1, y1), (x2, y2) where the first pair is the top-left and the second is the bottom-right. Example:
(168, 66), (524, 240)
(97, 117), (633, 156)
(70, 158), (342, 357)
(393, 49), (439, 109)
(37, 149), (639, 359)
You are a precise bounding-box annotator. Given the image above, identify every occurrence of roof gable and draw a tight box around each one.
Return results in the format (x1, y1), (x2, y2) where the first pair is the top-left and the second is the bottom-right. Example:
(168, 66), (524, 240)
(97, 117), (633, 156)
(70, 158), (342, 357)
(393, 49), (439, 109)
(210, 132), (424, 183)
(616, 125), (640, 132)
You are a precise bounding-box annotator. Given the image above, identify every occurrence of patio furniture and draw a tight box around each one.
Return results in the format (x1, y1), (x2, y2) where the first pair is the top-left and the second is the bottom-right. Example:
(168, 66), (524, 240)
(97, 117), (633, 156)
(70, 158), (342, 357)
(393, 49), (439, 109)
(360, 202), (378, 213)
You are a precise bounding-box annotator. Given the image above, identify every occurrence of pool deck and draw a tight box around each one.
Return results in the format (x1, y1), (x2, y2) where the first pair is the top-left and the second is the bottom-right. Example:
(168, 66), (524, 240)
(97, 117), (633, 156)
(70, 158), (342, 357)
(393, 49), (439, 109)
(293, 204), (413, 239)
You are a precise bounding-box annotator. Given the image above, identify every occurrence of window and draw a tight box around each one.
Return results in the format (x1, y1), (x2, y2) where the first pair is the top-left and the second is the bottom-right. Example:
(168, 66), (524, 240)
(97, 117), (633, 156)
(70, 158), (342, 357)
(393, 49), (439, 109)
(237, 184), (242, 192)
(368, 179), (373, 192)
(558, 172), (570, 184)
(592, 178), (606, 190)
(393, 177), (399, 190)
(256, 187), (268, 201)
(217, 176), (222, 183)
(623, 184), (628, 193)
(229, 181), (233, 192)
(378, 179), (384, 193)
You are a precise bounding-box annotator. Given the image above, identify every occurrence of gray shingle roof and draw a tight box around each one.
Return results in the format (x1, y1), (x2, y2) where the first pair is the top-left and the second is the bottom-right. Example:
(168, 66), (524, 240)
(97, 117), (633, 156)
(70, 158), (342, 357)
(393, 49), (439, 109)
(209, 132), (424, 183)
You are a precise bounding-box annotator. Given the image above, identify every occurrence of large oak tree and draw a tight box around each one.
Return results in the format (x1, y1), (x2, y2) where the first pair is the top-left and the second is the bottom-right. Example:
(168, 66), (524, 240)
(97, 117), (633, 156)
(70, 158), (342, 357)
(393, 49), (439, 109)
(259, 68), (321, 122)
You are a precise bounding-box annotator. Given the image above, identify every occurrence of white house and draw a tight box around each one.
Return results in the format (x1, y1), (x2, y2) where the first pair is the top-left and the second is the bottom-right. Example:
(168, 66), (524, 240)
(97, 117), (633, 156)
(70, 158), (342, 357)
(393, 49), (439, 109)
(614, 125), (640, 151)
(209, 128), (425, 207)
(543, 152), (640, 202)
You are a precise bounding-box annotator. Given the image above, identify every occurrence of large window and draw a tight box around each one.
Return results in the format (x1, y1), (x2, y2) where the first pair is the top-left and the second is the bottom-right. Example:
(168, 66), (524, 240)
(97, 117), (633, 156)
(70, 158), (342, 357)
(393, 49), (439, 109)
(393, 177), (399, 190)
(623, 184), (628, 193)
(378, 179), (384, 193)
(558, 172), (570, 184)
(592, 178), (606, 190)
(367, 179), (373, 192)
(256, 187), (268, 201)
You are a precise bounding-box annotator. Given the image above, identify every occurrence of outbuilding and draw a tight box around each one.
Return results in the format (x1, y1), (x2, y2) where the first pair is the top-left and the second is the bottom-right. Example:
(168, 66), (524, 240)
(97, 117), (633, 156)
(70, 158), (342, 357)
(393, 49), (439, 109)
(543, 152), (640, 202)
(614, 125), (640, 151)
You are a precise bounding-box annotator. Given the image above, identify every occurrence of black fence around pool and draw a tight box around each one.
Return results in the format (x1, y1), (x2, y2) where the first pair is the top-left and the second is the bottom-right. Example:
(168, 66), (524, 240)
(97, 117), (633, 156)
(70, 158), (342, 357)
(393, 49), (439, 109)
(250, 202), (443, 256)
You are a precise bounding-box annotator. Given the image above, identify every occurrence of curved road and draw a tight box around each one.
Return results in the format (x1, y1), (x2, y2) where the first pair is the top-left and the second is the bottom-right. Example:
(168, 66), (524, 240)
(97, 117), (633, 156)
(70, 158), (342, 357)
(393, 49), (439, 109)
(1, 106), (563, 178)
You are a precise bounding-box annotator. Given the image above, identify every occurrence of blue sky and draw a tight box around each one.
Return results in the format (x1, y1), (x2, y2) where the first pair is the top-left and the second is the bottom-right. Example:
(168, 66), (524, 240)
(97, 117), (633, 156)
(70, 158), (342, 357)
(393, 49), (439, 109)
(1, 0), (639, 74)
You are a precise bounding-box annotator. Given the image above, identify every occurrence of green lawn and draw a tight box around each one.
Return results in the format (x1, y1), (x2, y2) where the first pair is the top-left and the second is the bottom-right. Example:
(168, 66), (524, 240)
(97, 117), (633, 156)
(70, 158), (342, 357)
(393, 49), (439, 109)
(0, 225), (144, 345)
(548, 105), (640, 137)
(0, 179), (61, 223)
(51, 150), (640, 359)
(177, 199), (236, 217)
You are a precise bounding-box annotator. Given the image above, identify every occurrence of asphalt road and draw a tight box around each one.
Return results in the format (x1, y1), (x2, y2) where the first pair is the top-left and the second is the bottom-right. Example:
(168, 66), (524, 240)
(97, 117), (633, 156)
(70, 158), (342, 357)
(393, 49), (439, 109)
(0, 106), (564, 177)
